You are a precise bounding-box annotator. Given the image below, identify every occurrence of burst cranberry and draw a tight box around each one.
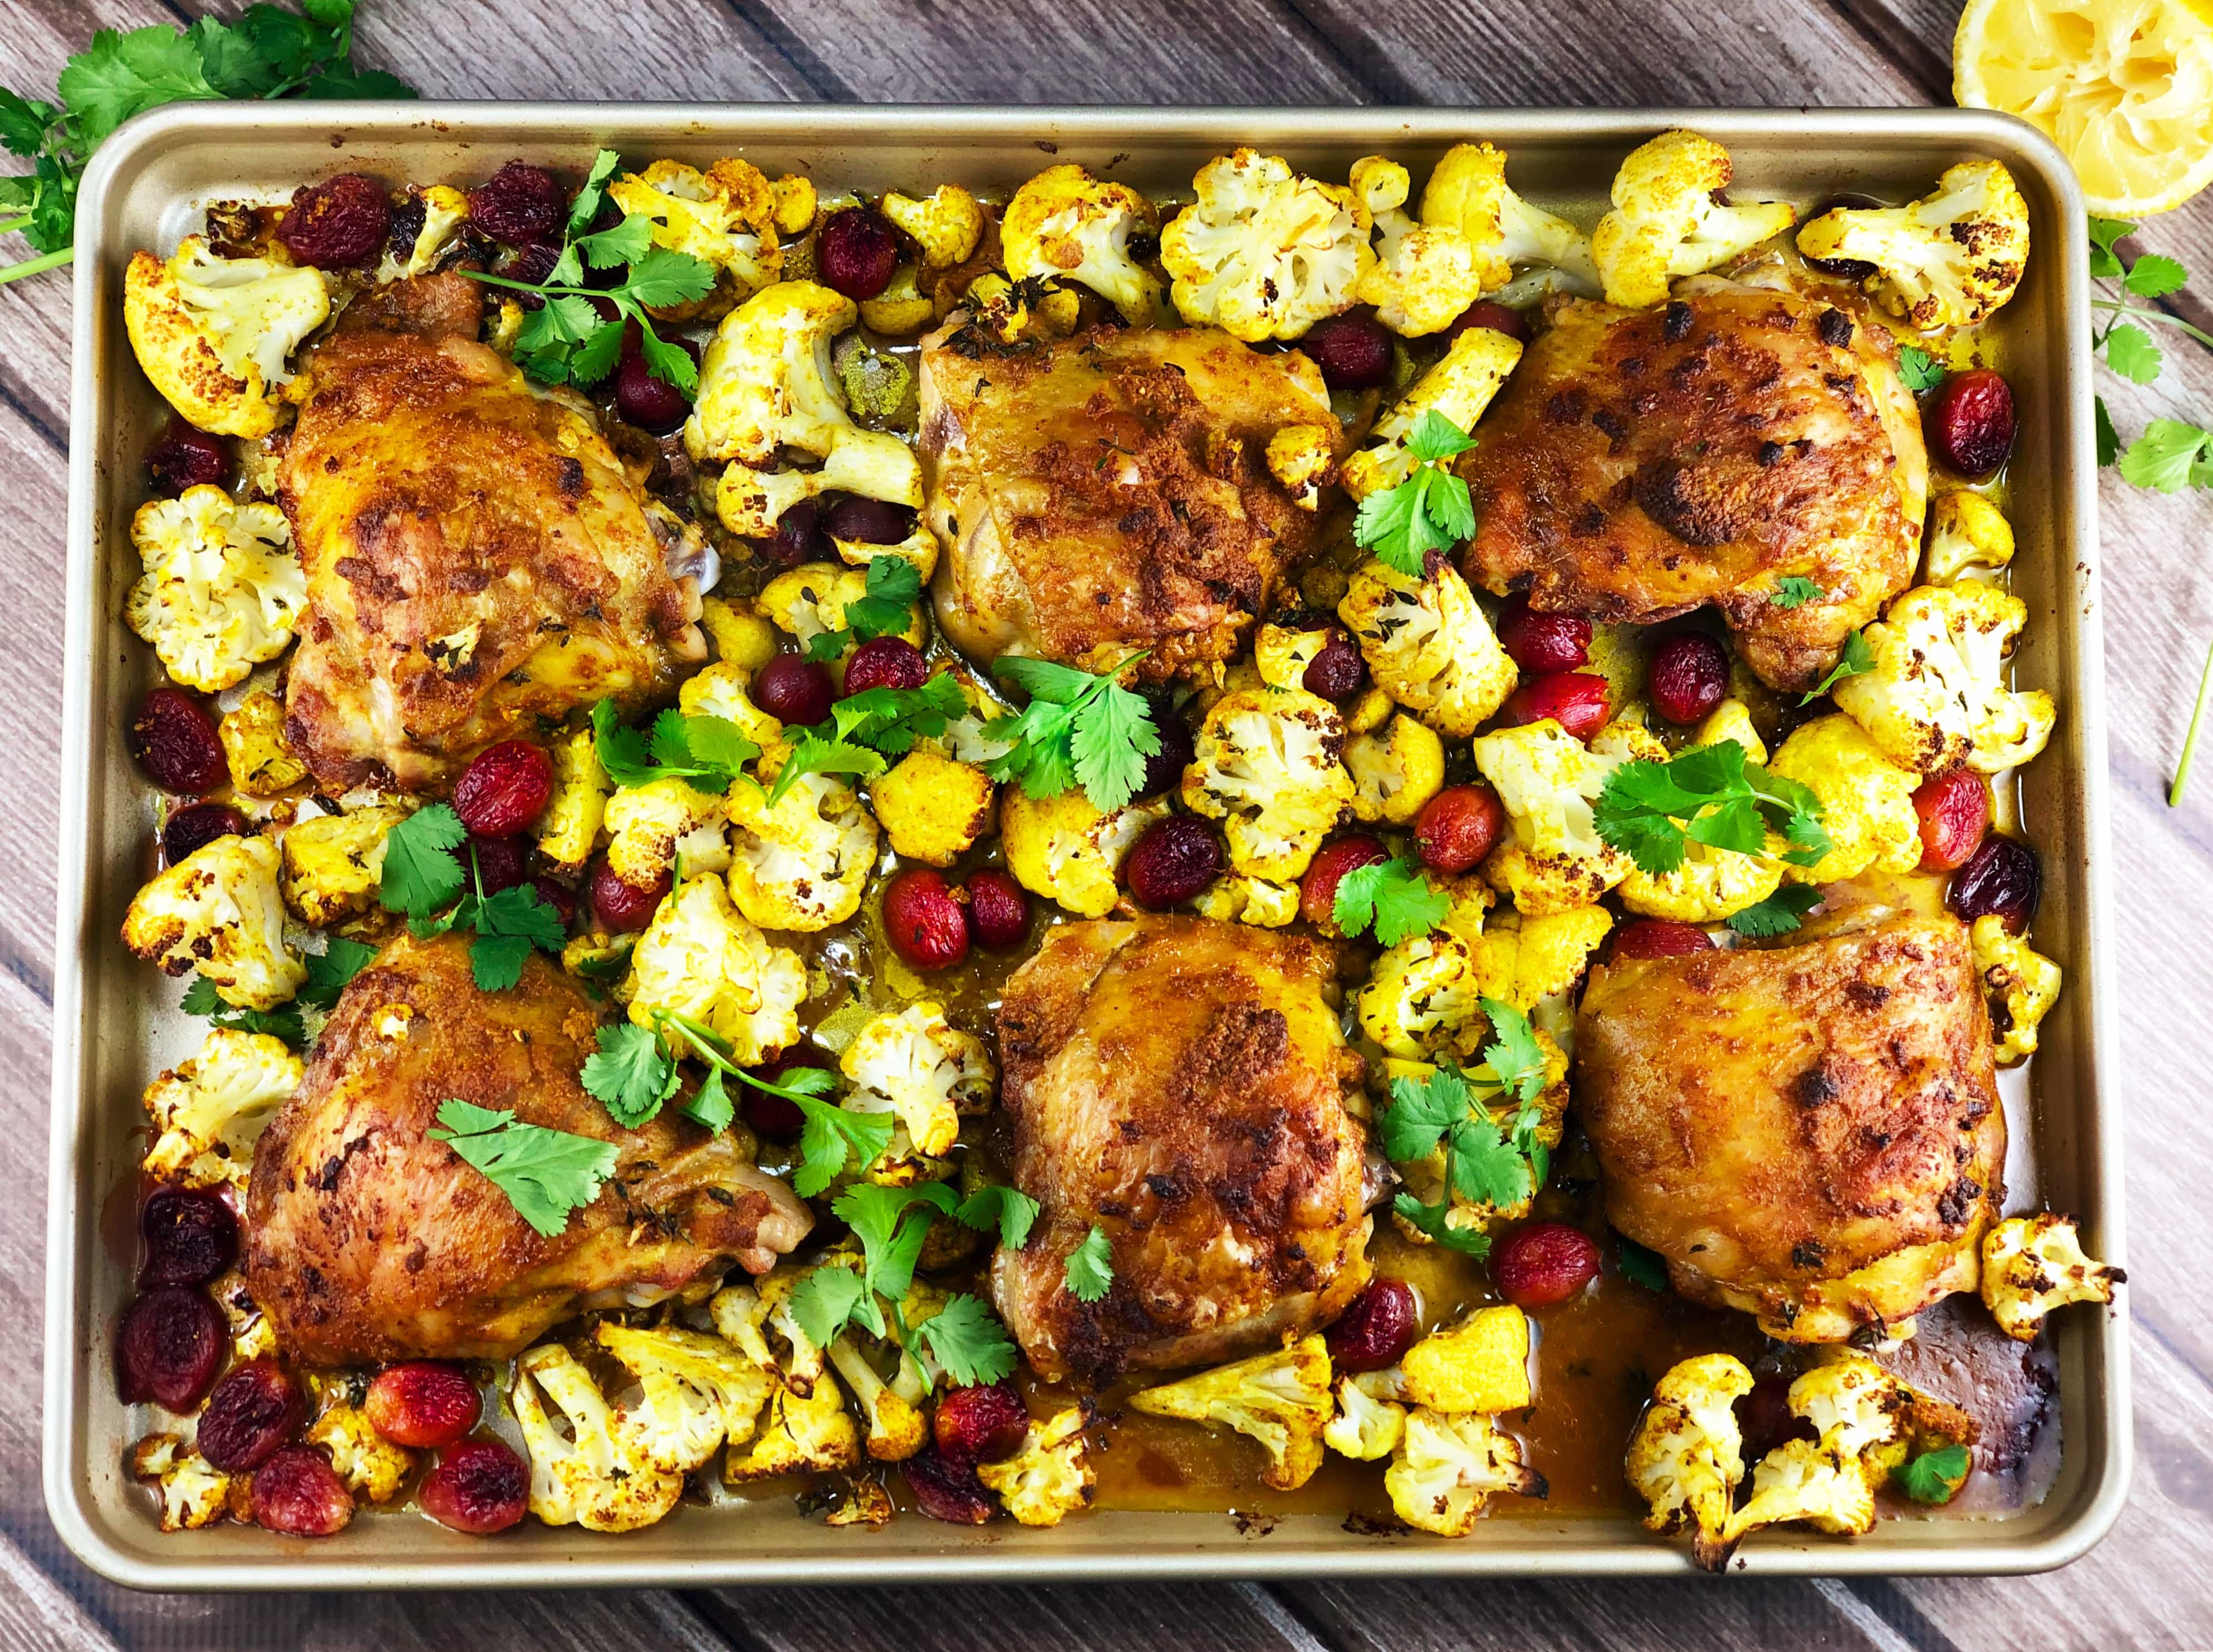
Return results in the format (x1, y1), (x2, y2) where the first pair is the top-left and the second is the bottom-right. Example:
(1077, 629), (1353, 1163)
(116, 1286), (225, 1410)
(1736, 1374), (1818, 1459)
(251, 1447), (354, 1537)
(1497, 672), (1611, 740)
(365, 1361), (482, 1448)
(843, 637), (929, 695)
(198, 1360), (307, 1472)
(1613, 918), (1715, 959)
(754, 656), (835, 726)
(1913, 769), (1991, 873)
(467, 161), (563, 245)
(1324, 1277), (1419, 1371)
(1137, 694), (1195, 797)
(743, 1050), (829, 1141)
(823, 495), (914, 545)
(883, 867), (971, 968)
(420, 1440), (529, 1534)
(1799, 195), (1883, 282)
(1446, 299), (1532, 345)
(1647, 631), (1730, 726)
(145, 416), (229, 496)
(1949, 834), (2041, 935)
(588, 857), (669, 932)
(1299, 311), (1393, 390)
(1300, 834), (1391, 928)
(277, 173), (391, 267)
(528, 875), (577, 931)
(1929, 367), (2016, 480)
(817, 207), (900, 300)
(1491, 1222), (1603, 1308)
(963, 869), (1030, 950)
(1414, 783), (1505, 876)
(131, 687), (227, 796)
(453, 741), (555, 838)
(1302, 632), (1368, 703)
(614, 349), (695, 432)
(1496, 595), (1591, 673)
(905, 1446), (997, 1524)
(934, 1380), (1029, 1465)
(754, 499), (825, 569)
(456, 833), (528, 896)
(161, 801), (246, 866)
(491, 239), (563, 307)
(1122, 816), (1222, 909)
(139, 1187), (238, 1288)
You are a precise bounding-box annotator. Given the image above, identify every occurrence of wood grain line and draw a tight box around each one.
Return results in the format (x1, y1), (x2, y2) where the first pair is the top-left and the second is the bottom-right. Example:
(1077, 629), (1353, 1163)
(714, 0), (852, 101)
(0, 370), (64, 458)
(1267, 0), (1414, 105)
(1837, 1578), (1970, 1652)
(1815, 0), (1952, 102)
(1234, 1582), (1351, 1652)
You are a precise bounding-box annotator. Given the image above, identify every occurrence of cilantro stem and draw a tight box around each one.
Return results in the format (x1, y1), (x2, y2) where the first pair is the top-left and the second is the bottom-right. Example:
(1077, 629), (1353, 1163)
(0, 215), (31, 236)
(2091, 299), (2213, 353)
(2170, 637), (2213, 805)
(652, 1008), (833, 1105)
(460, 271), (630, 302)
(0, 247), (73, 287)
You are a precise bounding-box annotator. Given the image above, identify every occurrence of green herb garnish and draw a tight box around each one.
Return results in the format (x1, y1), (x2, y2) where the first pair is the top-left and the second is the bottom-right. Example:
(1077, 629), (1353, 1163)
(1064, 1223), (1115, 1303)
(428, 1099), (619, 1238)
(984, 653), (1159, 814)
(1332, 855), (1452, 947)
(1378, 1000), (1552, 1257)
(1594, 740), (1829, 877)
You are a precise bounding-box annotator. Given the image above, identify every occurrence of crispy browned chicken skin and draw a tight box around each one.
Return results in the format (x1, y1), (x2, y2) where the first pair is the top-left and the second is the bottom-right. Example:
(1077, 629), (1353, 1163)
(242, 932), (810, 1364)
(1575, 912), (2003, 1342)
(991, 915), (1373, 1384)
(1459, 281), (1927, 691)
(920, 322), (1340, 682)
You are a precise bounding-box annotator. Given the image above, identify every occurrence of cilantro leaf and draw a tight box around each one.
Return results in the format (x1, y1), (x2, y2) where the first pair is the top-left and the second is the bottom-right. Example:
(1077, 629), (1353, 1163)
(788, 1266), (869, 1350)
(956, 1183), (1041, 1251)
(55, 27), (218, 147)
(298, 936), (374, 1008)
(2087, 215), (2134, 278)
(1332, 856), (1450, 946)
(1770, 576), (1822, 609)
(591, 699), (754, 794)
(377, 803), (467, 919)
(764, 730), (889, 807)
(1725, 884), (1824, 938)
(1391, 1191), (1493, 1258)
(1615, 1234), (1670, 1291)
(636, 324), (698, 396)
(429, 1099), (618, 1239)
(681, 1067), (733, 1133)
(2096, 396), (2121, 468)
(566, 148), (621, 238)
(1354, 464), (1473, 578)
(841, 555), (923, 640)
(1380, 1066), (1470, 1163)
(1892, 1442), (1972, 1504)
(985, 653), (1157, 813)
(915, 1294), (1019, 1387)
(2102, 322), (2163, 385)
(791, 1094), (894, 1199)
(1895, 343), (1946, 394)
(580, 1021), (678, 1129)
(835, 1182), (957, 1305)
(2125, 252), (2187, 299)
(1064, 1224), (1115, 1302)
(826, 673), (967, 759)
(1406, 409), (1479, 463)
(465, 216), (714, 393)
(180, 973), (306, 1044)
(1596, 741), (1828, 877)
(2118, 419), (2213, 493)
(1446, 1114), (1534, 1211)
(1476, 996), (1547, 1104)
(1801, 630), (1876, 705)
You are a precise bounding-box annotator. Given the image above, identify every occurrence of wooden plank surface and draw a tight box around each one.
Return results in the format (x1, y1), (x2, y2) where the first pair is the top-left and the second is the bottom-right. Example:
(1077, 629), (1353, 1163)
(2, 0), (2209, 1647)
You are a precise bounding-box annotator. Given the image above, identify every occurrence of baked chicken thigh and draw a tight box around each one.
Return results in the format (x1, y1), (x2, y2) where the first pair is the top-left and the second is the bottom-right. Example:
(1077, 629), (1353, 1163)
(991, 915), (1373, 1383)
(241, 932), (810, 1364)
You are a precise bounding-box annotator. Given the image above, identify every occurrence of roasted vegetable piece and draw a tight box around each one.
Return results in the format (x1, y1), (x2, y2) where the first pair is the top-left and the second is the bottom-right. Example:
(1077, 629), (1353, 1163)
(1980, 1213), (2123, 1342)
(1127, 1336), (1334, 1491)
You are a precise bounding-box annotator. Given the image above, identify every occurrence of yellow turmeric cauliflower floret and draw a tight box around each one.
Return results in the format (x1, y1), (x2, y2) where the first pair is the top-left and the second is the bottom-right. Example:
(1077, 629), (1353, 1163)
(1356, 220), (1485, 337)
(1253, 622), (1329, 690)
(130, 1433), (237, 1532)
(1470, 719), (1634, 915)
(1767, 714), (1922, 884)
(533, 728), (610, 875)
(1971, 914), (2062, 1065)
(755, 562), (926, 658)
(1385, 1407), (1545, 1537)
(597, 1321), (780, 1476)
(1346, 712), (1446, 825)
(881, 184), (986, 270)
(1832, 582), (2057, 775)
(1264, 422), (1336, 510)
(1179, 687), (1352, 881)
(713, 1279), (861, 1482)
(306, 1402), (416, 1504)
(1190, 872), (1301, 928)
(1924, 490), (2016, 585)
(725, 756), (880, 932)
(218, 691), (307, 797)
(679, 660), (785, 751)
(603, 775), (731, 886)
(1419, 141), (1601, 296)
(1322, 1370), (1408, 1461)
(1001, 164), (1164, 324)
(1161, 149), (1373, 342)
(1339, 327), (1523, 500)
(126, 485), (305, 692)
(870, 750), (994, 867)
(1625, 1351), (1754, 1571)
(1128, 1335), (1334, 1491)
(1358, 930), (1485, 1063)
(625, 873), (806, 1065)
(839, 1001), (995, 1158)
(1981, 1213), (2122, 1342)
(608, 159), (784, 319)
(1693, 695), (1768, 764)
(1468, 905), (1614, 1018)
(1400, 1306), (1534, 1414)
(281, 805), (408, 927)
(1795, 161), (2030, 330)
(511, 1343), (684, 1533)
(375, 184), (469, 281)
(698, 594), (780, 673)
(1721, 1352), (1913, 1550)
(1000, 790), (1169, 918)
(124, 237), (330, 437)
(123, 833), (305, 1010)
(978, 1405), (1095, 1526)
(1338, 558), (1517, 740)
(140, 1026), (302, 1193)
(826, 1329), (930, 1462)
(1591, 130), (1797, 309)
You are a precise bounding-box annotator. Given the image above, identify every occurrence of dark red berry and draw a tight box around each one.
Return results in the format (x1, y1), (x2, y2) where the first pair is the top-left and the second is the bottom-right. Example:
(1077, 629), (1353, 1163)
(817, 207), (901, 301)
(1799, 195), (1883, 282)
(743, 1050), (830, 1141)
(753, 656), (835, 726)
(457, 833), (528, 895)
(882, 866), (971, 968)
(1613, 918), (1715, 959)
(1949, 834), (2040, 935)
(1929, 367), (2016, 480)
(842, 637), (929, 695)
(1914, 769), (1991, 873)
(823, 495), (914, 545)
(251, 1447), (354, 1537)
(1414, 783), (1505, 875)
(139, 1187), (238, 1288)
(145, 416), (230, 496)
(365, 1362), (482, 1449)
(1324, 1277), (1419, 1371)
(277, 173), (391, 268)
(614, 349), (696, 433)
(117, 1286), (225, 1410)
(1491, 1222), (1603, 1308)
(420, 1440), (528, 1534)
(1299, 310), (1393, 390)
(1497, 672), (1612, 740)
(198, 1360), (307, 1472)
(453, 741), (555, 838)
(1647, 632), (1730, 726)
(934, 1380), (1031, 1466)
(1496, 594), (1591, 673)
(1300, 834), (1391, 928)
(588, 857), (670, 933)
(1445, 299), (1532, 345)
(1737, 1374), (1818, 1459)
(963, 869), (1030, 950)
(1122, 816), (1222, 909)
(131, 687), (227, 796)
(162, 801), (247, 867)
(467, 161), (563, 246)
(754, 499), (825, 569)
(1301, 632), (1368, 703)
(1137, 693), (1195, 798)
(905, 1446), (997, 1524)
(491, 240), (563, 308)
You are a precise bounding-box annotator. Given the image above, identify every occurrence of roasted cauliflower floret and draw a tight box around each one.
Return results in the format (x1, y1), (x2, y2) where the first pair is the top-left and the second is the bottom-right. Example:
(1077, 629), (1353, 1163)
(1322, 1370), (1409, 1461)
(714, 1286), (862, 1482)
(376, 184), (469, 281)
(870, 750), (994, 867)
(1590, 130), (1797, 309)
(698, 595), (781, 675)
(140, 1026), (301, 1192)
(1002, 164), (1164, 324)
(678, 663), (786, 755)
(1470, 719), (1633, 915)
(126, 485), (305, 693)
(977, 1405), (1095, 1526)
(1625, 1351), (1754, 1571)
(839, 1001), (995, 1159)
(1386, 1046), (1566, 1237)
(625, 873), (806, 1064)
(598, 1321), (779, 1476)
(306, 1402), (416, 1504)
(881, 184), (986, 270)
(1358, 931), (1484, 1063)
(1346, 712), (1446, 825)
(1832, 583), (2057, 775)
(607, 158), (783, 318)
(124, 833), (305, 1010)
(826, 1330), (929, 1462)
(1264, 422), (1336, 510)
(725, 756), (880, 932)
(1981, 1213), (2123, 1342)
(1385, 1407), (1544, 1536)
(1400, 1306), (1534, 1414)
(1179, 687), (1352, 881)
(1693, 695), (1768, 765)
(603, 775), (731, 886)
(1419, 141), (1600, 296)
(1000, 790), (1170, 918)
(1795, 161), (2030, 329)
(1128, 1335), (1334, 1491)
(533, 728), (610, 875)
(1190, 872), (1301, 928)
(1469, 905), (1614, 1020)
(1338, 559), (1517, 740)
(218, 691), (307, 797)
(123, 236), (330, 437)
(1356, 220), (1484, 337)
(1767, 714), (1922, 884)
(1924, 491), (2016, 585)
(1339, 326), (1523, 499)
(511, 1343), (684, 1532)
(755, 561), (926, 658)
(1971, 915), (2063, 1065)
(129, 1433), (236, 1532)
(1252, 622), (1329, 691)
(1161, 149), (1373, 342)
(1723, 1353), (1913, 1550)
(280, 805), (408, 927)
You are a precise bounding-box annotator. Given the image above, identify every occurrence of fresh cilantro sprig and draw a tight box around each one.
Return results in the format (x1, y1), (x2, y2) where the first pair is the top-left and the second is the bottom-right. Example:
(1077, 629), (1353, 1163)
(1891, 1442), (1972, 1505)
(428, 1099), (618, 1239)
(376, 803), (566, 990)
(590, 699), (758, 796)
(1595, 739), (1831, 877)
(804, 557), (924, 663)
(1063, 1222), (1115, 1303)
(1895, 343), (1947, 395)
(1353, 411), (1478, 578)
(176, 936), (374, 1046)
(1801, 630), (1875, 705)
(1332, 856), (1451, 946)
(1725, 884), (1823, 938)
(984, 653), (1160, 814)
(1380, 1001), (1552, 1259)
(766, 672), (968, 806)
(377, 802), (467, 919)
(1770, 576), (1823, 609)
(0, 1), (412, 287)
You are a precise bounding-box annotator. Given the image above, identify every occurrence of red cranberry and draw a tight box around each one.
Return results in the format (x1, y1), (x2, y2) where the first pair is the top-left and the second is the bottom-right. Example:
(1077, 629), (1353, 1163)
(1929, 368), (2016, 480)
(1799, 194), (1883, 282)
(1414, 783), (1505, 875)
(365, 1362), (482, 1449)
(615, 348), (696, 432)
(162, 801), (247, 867)
(823, 495), (915, 545)
(1298, 311), (1393, 390)
(1737, 1374), (1818, 1459)
(842, 637), (929, 695)
(882, 867), (971, 968)
(251, 1447), (354, 1537)
(145, 416), (230, 496)
(905, 1446), (997, 1524)
(1122, 816), (1222, 909)
(1497, 672), (1611, 740)
(458, 833), (528, 895)
(1949, 834), (2040, 935)
(963, 869), (1030, 950)
(1300, 833), (1391, 928)
(197, 1360), (307, 1472)
(743, 1050), (829, 1141)
(420, 1440), (528, 1534)
(754, 499), (825, 569)
(528, 875), (577, 931)
(1491, 1222), (1603, 1308)
(490, 239), (563, 308)
(1496, 595), (1591, 673)
(817, 207), (901, 301)
(1445, 299), (1532, 345)
(1301, 633), (1368, 703)
(1137, 694), (1195, 798)
(934, 1380), (1029, 1465)
(588, 857), (670, 933)
(1647, 632), (1730, 726)
(139, 1187), (238, 1288)
(1324, 1277), (1419, 1371)
(467, 161), (563, 246)
(116, 1287), (225, 1410)
(131, 687), (227, 796)
(753, 656), (835, 726)
(1913, 769), (1991, 873)
(277, 173), (391, 268)
(1613, 918), (1715, 959)
(453, 741), (555, 838)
